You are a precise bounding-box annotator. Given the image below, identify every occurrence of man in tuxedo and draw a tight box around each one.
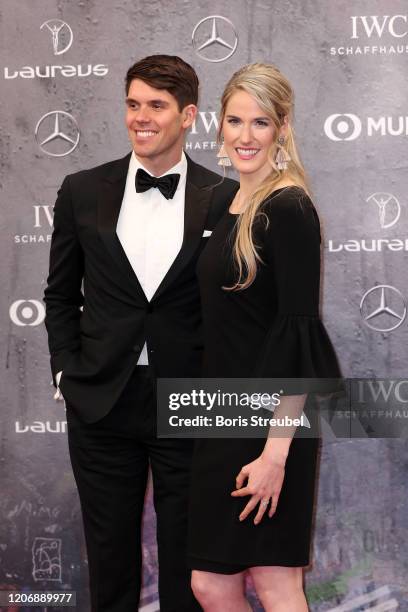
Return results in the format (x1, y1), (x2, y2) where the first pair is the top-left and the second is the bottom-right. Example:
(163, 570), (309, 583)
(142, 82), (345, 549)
(44, 55), (237, 612)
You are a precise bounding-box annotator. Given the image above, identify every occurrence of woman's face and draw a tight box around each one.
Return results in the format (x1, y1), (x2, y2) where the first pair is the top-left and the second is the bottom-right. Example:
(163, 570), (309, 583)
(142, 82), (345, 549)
(222, 90), (277, 180)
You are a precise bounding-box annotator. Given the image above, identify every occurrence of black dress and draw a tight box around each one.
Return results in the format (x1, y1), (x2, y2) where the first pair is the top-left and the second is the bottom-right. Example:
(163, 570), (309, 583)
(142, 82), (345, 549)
(187, 187), (340, 572)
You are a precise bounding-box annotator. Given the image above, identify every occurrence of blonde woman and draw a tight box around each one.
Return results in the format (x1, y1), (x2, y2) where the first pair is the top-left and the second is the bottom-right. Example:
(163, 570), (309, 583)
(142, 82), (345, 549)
(187, 64), (340, 611)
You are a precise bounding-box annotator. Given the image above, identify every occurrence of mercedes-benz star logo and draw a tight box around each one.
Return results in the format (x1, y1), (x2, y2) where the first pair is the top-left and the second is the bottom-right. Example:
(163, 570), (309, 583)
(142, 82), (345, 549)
(360, 285), (406, 332)
(366, 192), (401, 229)
(35, 111), (80, 157)
(40, 20), (73, 55)
(192, 16), (238, 62)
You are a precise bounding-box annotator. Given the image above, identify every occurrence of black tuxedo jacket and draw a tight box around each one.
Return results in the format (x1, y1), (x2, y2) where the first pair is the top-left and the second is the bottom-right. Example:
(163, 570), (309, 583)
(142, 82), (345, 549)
(44, 153), (238, 423)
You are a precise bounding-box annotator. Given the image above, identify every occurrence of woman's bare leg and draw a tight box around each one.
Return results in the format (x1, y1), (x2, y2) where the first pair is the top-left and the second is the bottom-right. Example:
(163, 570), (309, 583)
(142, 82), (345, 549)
(191, 569), (252, 612)
(249, 566), (308, 612)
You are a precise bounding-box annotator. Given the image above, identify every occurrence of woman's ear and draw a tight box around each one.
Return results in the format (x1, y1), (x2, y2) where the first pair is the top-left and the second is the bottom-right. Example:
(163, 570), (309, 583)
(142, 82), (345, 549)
(279, 115), (289, 139)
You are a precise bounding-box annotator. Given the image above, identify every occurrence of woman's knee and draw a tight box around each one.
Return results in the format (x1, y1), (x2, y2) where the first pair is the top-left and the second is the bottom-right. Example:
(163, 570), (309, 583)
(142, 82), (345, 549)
(249, 566), (305, 608)
(191, 571), (222, 605)
(191, 570), (245, 608)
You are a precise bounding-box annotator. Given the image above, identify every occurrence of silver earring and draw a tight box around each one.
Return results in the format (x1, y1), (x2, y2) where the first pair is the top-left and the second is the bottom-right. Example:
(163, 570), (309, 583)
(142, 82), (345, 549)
(217, 142), (232, 167)
(275, 136), (291, 170)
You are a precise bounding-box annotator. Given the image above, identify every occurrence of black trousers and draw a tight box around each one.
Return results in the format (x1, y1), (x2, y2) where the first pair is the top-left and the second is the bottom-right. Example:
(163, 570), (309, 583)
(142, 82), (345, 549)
(66, 367), (201, 612)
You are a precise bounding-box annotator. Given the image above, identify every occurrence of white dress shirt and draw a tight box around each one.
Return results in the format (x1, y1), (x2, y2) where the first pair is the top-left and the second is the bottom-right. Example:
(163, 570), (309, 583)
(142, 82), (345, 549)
(116, 151), (187, 364)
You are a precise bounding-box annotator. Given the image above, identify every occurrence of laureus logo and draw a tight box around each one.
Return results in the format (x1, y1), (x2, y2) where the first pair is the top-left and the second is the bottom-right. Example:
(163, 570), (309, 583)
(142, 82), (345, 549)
(16, 420), (67, 433)
(3, 20), (108, 79)
(35, 111), (80, 157)
(326, 192), (406, 253)
(192, 16), (238, 62)
(40, 19), (73, 55)
(366, 193), (401, 229)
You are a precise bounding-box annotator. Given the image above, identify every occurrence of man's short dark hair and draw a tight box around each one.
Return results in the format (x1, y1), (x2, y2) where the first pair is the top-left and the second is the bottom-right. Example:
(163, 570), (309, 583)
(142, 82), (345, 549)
(125, 55), (199, 111)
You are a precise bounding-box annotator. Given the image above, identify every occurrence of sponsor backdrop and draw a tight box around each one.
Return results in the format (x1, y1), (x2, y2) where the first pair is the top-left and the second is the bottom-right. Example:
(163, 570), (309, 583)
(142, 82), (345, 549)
(1, 0), (407, 610)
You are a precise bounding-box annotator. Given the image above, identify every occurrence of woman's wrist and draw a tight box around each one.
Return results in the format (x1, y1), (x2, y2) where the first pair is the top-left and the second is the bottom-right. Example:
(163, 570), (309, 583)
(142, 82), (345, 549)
(262, 438), (292, 465)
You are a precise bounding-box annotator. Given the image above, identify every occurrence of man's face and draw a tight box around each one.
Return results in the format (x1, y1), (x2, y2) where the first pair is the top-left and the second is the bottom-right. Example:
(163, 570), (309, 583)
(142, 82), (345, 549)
(125, 79), (196, 175)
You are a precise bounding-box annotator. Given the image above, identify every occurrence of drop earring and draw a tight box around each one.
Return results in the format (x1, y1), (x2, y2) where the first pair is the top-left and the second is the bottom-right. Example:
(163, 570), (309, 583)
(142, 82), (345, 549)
(217, 141), (232, 167)
(275, 136), (291, 170)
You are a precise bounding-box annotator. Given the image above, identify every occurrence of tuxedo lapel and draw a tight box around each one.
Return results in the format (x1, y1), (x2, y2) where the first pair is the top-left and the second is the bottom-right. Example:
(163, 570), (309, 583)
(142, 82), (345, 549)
(151, 156), (214, 301)
(97, 153), (148, 302)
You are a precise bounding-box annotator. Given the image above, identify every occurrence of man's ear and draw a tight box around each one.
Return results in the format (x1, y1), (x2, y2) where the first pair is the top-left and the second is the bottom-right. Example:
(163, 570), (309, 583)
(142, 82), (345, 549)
(182, 104), (198, 129)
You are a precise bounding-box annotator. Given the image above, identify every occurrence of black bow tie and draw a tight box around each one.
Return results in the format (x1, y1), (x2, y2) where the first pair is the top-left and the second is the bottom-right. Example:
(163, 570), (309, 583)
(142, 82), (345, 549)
(135, 168), (180, 200)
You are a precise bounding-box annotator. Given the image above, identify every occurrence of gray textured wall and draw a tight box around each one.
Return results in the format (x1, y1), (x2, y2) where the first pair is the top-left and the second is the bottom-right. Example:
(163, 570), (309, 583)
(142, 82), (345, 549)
(1, 1), (407, 610)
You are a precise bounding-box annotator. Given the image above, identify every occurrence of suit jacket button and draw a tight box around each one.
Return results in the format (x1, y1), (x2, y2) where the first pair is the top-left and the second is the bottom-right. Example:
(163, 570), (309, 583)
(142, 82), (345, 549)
(132, 344), (140, 353)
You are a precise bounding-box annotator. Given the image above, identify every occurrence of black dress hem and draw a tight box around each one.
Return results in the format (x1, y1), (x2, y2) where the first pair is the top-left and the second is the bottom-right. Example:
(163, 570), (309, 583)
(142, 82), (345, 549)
(187, 554), (311, 574)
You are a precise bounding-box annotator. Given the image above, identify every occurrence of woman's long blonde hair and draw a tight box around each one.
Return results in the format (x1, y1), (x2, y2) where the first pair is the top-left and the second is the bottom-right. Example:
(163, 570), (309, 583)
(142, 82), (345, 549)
(220, 63), (310, 290)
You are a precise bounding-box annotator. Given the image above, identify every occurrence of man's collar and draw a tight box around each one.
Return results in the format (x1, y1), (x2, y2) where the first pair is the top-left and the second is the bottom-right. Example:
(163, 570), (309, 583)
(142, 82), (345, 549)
(129, 151), (187, 181)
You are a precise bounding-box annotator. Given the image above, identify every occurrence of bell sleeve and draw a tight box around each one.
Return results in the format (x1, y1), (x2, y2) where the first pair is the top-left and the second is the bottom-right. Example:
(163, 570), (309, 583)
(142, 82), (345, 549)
(253, 189), (341, 393)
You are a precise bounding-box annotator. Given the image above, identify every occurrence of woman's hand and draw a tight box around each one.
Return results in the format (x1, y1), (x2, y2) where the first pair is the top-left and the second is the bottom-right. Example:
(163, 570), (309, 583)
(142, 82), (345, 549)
(231, 452), (286, 525)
